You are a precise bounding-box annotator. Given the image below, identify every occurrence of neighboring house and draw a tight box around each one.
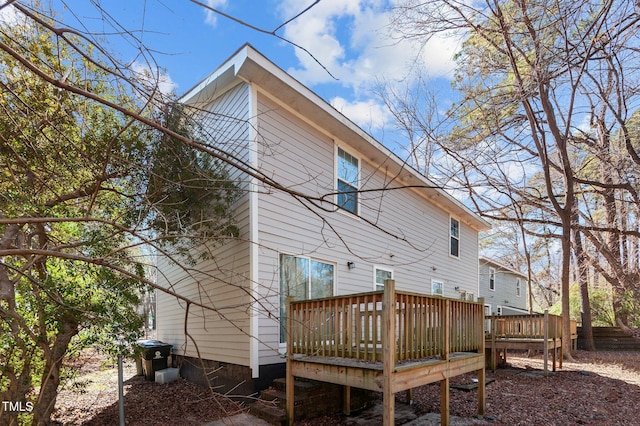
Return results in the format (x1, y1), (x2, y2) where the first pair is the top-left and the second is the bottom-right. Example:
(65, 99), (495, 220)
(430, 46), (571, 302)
(479, 257), (529, 316)
(156, 44), (490, 394)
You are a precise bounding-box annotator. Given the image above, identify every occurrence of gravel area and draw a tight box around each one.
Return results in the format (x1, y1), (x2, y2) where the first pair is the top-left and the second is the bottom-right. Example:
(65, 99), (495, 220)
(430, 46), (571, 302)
(52, 350), (640, 425)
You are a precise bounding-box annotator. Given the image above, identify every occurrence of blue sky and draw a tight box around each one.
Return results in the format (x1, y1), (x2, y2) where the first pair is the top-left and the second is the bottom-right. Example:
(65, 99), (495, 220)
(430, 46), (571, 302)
(36, 0), (461, 149)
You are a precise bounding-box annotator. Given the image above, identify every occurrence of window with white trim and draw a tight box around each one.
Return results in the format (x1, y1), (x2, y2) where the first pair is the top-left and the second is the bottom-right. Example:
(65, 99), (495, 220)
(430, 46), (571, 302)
(484, 305), (492, 333)
(431, 279), (444, 296)
(374, 266), (393, 291)
(484, 305), (491, 316)
(336, 147), (359, 214)
(279, 254), (335, 343)
(489, 267), (496, 291)
(450, 217), (460, 257)
(516, 278), (521, 297)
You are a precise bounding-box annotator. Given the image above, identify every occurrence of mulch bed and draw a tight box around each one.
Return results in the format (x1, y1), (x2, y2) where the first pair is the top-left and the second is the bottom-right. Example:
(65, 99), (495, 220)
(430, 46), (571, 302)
(53, 349), (640, 425)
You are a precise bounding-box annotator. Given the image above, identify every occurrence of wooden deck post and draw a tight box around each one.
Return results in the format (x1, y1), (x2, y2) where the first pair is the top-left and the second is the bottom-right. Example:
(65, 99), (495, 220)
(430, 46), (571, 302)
(343, 385), (351, 415)
(477, 298), (486, 417)
(440, 379), (450, 426)
(543, 310), (549, 377)
(490, 313), (497, 372)
(382, 279), (395, 426)
(286, 296), (295, 426)
(441, 299), (451, 426)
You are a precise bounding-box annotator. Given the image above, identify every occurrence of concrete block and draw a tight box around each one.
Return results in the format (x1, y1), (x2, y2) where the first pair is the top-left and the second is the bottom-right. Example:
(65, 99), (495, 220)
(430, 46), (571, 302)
(155, 367), (180, 384)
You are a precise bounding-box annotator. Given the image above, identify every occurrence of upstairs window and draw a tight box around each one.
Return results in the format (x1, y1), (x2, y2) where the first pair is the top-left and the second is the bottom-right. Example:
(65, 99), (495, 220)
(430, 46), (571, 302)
(489, 267), (496, 291)
(337, 147), (359, 214)
(516, 278), (521, 297)
(450, 217), (460, 257)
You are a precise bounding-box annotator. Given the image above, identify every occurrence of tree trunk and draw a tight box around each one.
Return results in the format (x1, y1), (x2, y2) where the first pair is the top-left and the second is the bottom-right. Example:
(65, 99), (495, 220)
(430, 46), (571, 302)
(560, 221), (574, 360)
(572, 222), (595, 350)
(32, 320), (78, 425)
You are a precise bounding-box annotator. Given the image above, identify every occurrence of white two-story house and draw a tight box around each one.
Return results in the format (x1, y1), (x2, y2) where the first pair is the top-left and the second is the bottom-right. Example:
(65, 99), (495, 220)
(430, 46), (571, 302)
(156, 44), (490, 394)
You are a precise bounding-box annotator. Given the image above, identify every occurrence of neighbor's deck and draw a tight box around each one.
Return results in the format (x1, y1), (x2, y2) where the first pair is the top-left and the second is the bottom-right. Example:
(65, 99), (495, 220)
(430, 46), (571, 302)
(485, 313), (578, 374)
(285, 280), (485, 426)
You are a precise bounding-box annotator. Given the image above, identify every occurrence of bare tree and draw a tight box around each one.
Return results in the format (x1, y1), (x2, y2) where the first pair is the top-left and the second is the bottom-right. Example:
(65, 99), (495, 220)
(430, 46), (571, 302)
(389, 0), (640, 355)
(0, 2), (455, 423)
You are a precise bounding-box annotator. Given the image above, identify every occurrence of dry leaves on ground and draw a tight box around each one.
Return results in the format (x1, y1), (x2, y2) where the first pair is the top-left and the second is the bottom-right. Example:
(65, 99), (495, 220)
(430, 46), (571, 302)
(52, 350), (640, 425)
(404, 350), (640, 426)
(52, 350), (242, 426)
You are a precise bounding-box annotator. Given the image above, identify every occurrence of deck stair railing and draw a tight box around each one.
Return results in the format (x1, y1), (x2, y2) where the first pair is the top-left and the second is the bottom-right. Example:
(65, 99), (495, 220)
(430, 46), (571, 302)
(287, 284), (484, 363)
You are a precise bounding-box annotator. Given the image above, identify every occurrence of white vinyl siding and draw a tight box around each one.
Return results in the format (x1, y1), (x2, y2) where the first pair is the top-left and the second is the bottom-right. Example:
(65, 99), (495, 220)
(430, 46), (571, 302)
(156, 83), (253, 366)
(173, 89), (484, 367)
(478, 259), (528, 312)
(254, 91), (480, 317)
(155, 237), (251, 365)
(162, 48), (487, 376)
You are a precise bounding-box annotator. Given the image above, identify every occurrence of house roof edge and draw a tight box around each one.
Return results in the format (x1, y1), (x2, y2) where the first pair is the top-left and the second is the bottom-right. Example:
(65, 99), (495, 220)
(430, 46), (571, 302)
(181, 44), (491, 232)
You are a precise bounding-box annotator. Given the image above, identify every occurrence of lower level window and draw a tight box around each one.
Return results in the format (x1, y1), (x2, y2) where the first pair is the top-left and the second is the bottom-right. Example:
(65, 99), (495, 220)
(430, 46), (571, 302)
(279, 254), (334, 343)
(431, 279), (444, 296)
(375, 267), (393, 291)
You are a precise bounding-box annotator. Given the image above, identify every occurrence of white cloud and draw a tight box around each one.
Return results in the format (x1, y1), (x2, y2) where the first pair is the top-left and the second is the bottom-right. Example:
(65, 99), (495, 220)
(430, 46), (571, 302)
(275, 0), (461, 136)
(130, 62), (178, 97)
(279, 0), (459, 90)
(203, 0), (229, 27)
(0, 3), (22, 26)
(330, 96), (391, 131)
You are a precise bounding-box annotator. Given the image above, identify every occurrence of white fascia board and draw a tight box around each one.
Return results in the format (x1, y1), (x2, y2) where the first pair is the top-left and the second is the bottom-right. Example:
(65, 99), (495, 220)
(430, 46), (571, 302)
(179, 45), (251, 107)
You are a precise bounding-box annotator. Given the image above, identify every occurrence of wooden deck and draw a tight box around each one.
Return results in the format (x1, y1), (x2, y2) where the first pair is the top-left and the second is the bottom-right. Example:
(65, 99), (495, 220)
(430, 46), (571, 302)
(485, 313), (577, 375)
(285, 280), (485, 426)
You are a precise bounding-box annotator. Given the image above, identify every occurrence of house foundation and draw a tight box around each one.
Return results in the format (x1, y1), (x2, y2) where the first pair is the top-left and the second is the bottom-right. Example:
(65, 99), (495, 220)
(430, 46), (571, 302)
(176, 355), (285, 397)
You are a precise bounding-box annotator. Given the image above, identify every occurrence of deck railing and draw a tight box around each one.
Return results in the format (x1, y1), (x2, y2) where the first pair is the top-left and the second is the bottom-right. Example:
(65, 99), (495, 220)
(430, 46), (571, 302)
(287, 280), (484, 363)
(485, 313), (577, 341)
(487, 313), (562, 339)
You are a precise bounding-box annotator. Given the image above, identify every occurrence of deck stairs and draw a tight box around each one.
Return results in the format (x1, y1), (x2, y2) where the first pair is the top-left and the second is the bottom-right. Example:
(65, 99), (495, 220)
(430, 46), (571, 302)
(248, 378), (372, 425)
(577, 327), (640, 351)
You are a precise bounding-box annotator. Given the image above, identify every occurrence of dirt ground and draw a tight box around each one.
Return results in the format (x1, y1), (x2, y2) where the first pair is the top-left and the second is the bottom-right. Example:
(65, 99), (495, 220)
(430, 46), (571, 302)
(51, 349), (640, 425)
(51, 350), (243, 425)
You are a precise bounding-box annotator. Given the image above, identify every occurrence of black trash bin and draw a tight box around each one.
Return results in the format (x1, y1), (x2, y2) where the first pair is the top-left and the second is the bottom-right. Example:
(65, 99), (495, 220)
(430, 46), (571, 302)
(136, 340), (172, 381)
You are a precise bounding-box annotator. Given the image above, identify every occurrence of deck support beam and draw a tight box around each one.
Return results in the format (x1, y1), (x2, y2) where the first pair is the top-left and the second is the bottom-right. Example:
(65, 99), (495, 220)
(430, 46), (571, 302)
(440, 378), (450, 426)
(286, 296), (294, 426)
(477, 366), (486, 417)
(343, 385), (351, 415)
(543, 310), (549, 376)
(382, 280), (395, 426)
